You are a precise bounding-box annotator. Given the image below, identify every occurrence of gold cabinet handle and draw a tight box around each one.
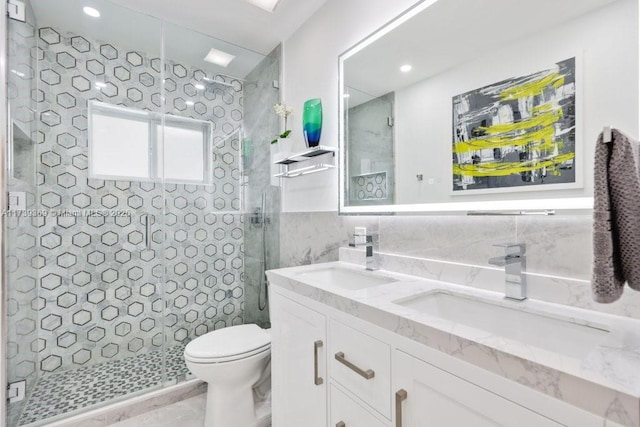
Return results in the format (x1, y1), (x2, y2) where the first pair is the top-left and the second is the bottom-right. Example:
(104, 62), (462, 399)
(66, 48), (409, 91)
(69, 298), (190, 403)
(336, 422), (346, 427)
(314, 340), (324, 385)
(396, 389), (408, 427)
(334, 352), (375, 380)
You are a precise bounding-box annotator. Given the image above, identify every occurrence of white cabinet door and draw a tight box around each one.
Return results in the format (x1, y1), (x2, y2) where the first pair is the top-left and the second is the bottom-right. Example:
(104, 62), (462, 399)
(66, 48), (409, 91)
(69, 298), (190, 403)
(393, 350), (562, 427)
(330, 385), (388, 427)
(271, 292), (327, 427)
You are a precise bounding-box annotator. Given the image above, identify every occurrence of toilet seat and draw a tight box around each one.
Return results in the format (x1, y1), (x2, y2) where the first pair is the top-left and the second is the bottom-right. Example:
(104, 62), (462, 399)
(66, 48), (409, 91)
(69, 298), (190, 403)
(184, 324), (271, 363)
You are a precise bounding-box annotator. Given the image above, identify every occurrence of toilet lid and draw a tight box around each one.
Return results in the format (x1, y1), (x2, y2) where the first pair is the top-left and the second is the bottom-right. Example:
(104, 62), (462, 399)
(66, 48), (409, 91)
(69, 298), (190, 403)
(184, 324), (271, 361)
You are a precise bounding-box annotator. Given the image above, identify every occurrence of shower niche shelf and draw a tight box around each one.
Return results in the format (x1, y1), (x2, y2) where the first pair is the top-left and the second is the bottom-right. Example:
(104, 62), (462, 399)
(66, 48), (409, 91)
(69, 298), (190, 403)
(273, 145), (336, 178)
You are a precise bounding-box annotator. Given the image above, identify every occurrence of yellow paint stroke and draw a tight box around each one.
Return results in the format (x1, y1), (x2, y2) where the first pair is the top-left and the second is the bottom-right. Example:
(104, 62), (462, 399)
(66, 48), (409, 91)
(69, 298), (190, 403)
(475, 109), (563, 136)
(453, 153), (575, 177)
(499, 72), (565, 101)
(531, 102), (556, 114)
(454, 124), (557, 153)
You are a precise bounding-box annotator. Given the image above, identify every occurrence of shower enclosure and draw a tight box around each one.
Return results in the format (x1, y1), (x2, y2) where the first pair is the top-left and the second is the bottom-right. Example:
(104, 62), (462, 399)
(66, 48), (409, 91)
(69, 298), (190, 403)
(345, 88), (395, 206)
(2, 0), (280, 425)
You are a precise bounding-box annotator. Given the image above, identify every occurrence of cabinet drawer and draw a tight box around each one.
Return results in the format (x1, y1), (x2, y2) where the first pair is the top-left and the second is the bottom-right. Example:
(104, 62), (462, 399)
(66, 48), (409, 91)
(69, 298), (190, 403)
(330, 385), (387, 427)
(329, 319), (391, 418)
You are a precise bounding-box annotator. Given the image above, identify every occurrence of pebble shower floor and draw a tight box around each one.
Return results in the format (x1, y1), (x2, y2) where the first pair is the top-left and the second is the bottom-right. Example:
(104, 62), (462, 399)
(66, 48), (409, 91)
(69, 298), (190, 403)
(18, 344), (188, 425)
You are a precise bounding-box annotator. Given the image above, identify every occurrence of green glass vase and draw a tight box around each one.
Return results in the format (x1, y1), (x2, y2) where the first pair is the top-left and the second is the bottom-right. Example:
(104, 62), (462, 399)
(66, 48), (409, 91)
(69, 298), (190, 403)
(302, 98), (322, 147)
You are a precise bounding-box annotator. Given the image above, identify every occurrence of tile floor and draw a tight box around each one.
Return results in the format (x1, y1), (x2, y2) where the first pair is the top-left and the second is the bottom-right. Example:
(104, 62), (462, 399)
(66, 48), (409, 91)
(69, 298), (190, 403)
(109, 393), (273, 427)
(109, 394), (206, 427)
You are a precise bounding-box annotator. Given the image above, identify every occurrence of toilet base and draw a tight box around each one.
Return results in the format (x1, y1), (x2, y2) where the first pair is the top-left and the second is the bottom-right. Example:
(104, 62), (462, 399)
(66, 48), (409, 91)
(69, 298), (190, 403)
(202, 378), (271, 427)
(204, 385), (271, 427)
(255, 391), (272, 427)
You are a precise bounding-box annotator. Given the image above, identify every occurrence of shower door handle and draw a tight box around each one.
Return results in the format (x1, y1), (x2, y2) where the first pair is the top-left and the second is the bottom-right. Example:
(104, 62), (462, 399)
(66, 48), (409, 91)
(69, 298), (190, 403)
(142, 214), (153, 250)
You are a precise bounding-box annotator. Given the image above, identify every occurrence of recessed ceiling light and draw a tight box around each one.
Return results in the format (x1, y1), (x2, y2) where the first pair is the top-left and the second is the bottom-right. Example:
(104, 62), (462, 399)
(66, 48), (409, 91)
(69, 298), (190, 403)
(94, 82), (107, 89)
(400, 64), (412, 73)
(186, 101), (195, 106)
(244, 0), (281, 13)
(204, 48), (235, 67)
(83, 6), (100, 18)
(195, 84), (205, 90)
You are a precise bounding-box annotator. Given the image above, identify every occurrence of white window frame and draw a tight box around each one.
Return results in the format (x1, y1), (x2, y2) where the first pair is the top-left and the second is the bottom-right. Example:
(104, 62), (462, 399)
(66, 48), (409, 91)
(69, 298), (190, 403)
(88, 101), (212, 184)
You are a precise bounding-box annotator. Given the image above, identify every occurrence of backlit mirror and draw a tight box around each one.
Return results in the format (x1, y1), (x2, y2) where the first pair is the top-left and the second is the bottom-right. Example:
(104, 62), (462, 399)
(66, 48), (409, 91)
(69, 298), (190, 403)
(339, 0), (638, 213)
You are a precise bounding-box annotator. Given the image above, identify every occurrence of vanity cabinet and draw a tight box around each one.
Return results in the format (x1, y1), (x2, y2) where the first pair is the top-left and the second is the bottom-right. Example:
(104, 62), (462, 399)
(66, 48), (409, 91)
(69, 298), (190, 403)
(270, 292), (327, 427)
(270, 286), (612, 427)
(393, 350), (561, 427)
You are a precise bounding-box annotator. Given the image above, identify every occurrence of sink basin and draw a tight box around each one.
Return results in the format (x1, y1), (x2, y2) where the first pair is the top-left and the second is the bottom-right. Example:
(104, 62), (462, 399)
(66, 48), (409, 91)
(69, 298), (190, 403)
(296, 266), (397, 290)
(394, 291), (609, 358)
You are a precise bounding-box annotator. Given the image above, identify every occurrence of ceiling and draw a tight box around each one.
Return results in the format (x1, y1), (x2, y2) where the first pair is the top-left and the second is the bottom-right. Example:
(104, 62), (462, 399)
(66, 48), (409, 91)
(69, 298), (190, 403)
(106, 0), (327, 55)
(344, 0), (620, 106)
(29, 0), (327, 78)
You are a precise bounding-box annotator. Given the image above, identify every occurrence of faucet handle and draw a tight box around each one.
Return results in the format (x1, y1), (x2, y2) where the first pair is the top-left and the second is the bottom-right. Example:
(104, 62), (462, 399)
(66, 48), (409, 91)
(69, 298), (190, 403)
(349, 233), (376, 248)
(493, 242), (525, 255)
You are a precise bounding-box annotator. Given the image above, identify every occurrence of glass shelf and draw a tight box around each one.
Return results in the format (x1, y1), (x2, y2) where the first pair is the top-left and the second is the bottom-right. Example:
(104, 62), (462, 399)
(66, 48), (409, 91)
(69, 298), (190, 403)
(272, 145), (337, 165)
(272, 145), (337, 178)
(274, 163), (336, 178)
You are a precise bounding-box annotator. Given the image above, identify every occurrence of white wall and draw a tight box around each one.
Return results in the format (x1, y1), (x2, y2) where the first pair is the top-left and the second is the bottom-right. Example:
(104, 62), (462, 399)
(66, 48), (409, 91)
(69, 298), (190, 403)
(394, 0), (638, 204)
(282, 0), (421, 212)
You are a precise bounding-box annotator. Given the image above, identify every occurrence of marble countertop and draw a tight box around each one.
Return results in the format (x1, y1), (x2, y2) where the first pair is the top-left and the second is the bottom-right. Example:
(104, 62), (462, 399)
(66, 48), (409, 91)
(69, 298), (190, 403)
(266, 261), (640, 426)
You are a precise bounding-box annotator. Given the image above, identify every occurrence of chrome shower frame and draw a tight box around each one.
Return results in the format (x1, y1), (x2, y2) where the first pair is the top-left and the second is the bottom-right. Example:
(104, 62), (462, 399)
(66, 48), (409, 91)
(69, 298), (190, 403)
(0, 0), (10, 423)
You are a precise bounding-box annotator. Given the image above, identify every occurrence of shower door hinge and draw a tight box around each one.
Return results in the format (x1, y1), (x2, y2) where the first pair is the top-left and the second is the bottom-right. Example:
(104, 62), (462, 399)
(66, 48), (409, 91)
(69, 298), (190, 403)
(7, 380), (26, 403)
(7, 0), (26, 22)
(387, 116), (394, 127)
(8, 191), (26, 211)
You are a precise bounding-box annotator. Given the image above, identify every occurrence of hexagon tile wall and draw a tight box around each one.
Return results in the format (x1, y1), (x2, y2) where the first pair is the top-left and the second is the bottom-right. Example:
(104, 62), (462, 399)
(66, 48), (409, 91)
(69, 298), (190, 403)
(31, 26), (246, 374)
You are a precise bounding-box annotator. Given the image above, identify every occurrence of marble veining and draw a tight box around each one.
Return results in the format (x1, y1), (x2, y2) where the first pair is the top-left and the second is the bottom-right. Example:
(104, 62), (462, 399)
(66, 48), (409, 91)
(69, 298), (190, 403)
(108, 394), (206, 427)
(267, 258), (640, 426)
(36, 380), (205, 427)
(340, 247), (640, 321)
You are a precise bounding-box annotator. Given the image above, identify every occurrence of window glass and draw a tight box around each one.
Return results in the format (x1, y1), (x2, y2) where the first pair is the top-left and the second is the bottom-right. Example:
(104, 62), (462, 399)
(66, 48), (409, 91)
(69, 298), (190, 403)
(90, 112), (149, 179)
(160, 125), (206, 183)
(89, 102), (212, 184)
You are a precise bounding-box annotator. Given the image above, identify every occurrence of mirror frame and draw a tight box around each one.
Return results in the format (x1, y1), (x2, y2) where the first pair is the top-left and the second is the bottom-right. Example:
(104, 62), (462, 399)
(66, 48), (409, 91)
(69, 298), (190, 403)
(338, 0), (594, 215)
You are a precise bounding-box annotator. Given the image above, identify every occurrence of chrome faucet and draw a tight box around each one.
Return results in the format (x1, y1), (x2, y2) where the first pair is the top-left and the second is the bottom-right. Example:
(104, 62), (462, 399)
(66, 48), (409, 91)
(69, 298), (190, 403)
(349, 234), (379, 271)
(488, 243), (526, 301)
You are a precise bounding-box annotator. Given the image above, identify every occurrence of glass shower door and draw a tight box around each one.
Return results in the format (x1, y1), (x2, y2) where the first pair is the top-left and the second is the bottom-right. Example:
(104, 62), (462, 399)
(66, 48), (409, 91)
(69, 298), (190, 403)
(158, 23), (249, 372)
(5, 5), (39, 426)
(5, 1), (168, 425)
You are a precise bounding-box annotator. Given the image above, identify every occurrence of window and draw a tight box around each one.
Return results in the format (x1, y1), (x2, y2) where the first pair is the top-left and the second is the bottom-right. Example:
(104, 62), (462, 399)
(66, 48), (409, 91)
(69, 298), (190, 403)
(89, 101), (212, 184)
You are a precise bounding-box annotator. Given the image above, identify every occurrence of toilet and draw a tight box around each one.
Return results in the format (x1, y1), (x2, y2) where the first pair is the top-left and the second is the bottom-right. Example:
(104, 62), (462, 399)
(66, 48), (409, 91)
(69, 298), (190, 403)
(184, 324), (271, 427)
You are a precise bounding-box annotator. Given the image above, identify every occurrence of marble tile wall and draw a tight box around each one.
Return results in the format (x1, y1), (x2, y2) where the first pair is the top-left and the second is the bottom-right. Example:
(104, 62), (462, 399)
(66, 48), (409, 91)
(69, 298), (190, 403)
(279, 212), (598, 300)
(280, 213), (592, 279)
(242, 45), (281, 328)
(30, 26), (245, 374)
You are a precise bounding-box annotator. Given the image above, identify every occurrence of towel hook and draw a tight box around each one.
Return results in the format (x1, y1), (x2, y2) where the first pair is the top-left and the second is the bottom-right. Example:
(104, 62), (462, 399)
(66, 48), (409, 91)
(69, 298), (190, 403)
(603, 125), (612, 143)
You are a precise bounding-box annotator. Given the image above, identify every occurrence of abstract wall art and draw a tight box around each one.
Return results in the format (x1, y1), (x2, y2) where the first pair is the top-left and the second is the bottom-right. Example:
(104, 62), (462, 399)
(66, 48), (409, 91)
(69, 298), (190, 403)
(452, 57), (577, 193)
